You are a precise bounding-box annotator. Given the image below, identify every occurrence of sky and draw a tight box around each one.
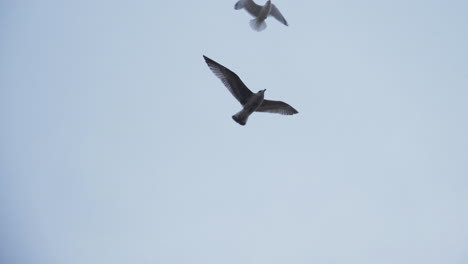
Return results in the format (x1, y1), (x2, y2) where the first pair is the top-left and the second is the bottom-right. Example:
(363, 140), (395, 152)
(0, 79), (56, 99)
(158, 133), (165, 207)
(1, 0), (468, 263)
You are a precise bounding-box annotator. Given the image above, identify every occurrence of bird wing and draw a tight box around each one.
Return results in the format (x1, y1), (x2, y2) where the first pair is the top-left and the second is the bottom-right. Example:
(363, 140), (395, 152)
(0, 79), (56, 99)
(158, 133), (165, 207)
(255, 99), (298, 115)
(203, 55), (253, 105)
(237, 0), (262, 16)
(270, 4), (288, 26)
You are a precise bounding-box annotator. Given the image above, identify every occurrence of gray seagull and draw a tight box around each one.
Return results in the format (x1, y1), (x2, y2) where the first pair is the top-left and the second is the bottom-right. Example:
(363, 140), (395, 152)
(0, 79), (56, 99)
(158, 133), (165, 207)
(234, 0), (288, 31)
(203, 55), (298, 126)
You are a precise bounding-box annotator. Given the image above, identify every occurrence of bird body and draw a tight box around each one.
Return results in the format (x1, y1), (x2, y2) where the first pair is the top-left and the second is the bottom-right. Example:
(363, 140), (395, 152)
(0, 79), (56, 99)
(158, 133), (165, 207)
(234, 0), (288, 31)
(232, 89), (265, 125)
(203, 55), (298, 126)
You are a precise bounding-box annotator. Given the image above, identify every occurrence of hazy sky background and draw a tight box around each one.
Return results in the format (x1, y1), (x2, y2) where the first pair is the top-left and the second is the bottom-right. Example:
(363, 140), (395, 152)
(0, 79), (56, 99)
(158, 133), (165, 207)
(1, 0), (468, 263)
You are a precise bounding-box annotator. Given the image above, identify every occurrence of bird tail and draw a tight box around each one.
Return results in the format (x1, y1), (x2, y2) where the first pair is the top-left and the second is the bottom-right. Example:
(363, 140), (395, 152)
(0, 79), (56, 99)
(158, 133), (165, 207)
(232, 109), (249, 126)
(250, 18), (267, 32)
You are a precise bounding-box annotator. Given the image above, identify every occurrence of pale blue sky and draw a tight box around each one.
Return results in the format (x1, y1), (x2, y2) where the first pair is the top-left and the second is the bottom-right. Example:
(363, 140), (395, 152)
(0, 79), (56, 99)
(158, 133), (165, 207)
(1, 0), (468, 263)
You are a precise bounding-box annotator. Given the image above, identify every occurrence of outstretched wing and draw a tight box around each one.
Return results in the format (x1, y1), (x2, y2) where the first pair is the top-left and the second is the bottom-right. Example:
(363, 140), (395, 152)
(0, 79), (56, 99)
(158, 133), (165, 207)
(235, 0), (262, 16)
(256, 99), (298, 115)
(203, 55), (253, 105)
(270, 4), (288, 26)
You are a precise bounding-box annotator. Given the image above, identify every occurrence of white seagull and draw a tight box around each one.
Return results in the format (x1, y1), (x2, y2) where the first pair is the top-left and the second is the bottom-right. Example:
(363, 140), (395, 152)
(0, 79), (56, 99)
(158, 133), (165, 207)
(234, 0), (288, 31)
(203, 55), (298, 126)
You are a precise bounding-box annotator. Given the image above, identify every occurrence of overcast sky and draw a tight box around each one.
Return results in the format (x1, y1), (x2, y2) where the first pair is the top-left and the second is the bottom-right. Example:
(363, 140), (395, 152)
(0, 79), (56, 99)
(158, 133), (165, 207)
(1, 0), (468, 263)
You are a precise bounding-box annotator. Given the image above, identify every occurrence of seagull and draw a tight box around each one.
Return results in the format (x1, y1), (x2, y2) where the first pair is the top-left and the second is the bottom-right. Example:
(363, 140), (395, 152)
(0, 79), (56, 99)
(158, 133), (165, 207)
(203, 55), (298, 126)
(234, 0), (288, 31)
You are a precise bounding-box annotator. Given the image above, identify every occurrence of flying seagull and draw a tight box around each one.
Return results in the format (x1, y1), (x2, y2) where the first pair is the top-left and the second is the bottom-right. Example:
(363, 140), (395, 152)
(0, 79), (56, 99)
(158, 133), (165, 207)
(234, 0), (288, 31)
(203, 55), (298, 126)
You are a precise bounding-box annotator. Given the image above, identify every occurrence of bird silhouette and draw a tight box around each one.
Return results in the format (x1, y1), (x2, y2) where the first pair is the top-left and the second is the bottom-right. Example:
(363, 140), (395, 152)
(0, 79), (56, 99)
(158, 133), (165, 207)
(234, 0), (288, 31)
(203, 55), (298, 126)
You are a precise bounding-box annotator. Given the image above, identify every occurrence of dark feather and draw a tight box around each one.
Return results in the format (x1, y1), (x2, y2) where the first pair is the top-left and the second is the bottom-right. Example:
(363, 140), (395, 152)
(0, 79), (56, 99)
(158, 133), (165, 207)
(256, 100), (298, 115)
(203, 55), (253, 105)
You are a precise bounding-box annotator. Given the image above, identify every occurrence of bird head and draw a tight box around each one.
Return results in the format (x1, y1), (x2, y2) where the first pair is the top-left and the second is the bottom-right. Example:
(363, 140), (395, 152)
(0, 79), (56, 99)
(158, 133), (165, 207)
(258, 89), (266, 94)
